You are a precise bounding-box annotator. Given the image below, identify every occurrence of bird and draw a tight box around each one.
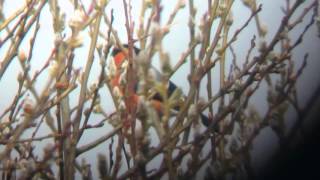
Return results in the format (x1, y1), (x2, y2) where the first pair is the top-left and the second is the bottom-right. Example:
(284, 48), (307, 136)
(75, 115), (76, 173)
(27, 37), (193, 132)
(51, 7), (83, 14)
(107, 44), (216, 130)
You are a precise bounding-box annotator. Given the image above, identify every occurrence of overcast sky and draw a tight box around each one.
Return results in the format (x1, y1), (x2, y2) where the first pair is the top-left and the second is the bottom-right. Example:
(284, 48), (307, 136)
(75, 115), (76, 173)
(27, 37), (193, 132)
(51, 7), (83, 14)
(1, 0), (319, 178)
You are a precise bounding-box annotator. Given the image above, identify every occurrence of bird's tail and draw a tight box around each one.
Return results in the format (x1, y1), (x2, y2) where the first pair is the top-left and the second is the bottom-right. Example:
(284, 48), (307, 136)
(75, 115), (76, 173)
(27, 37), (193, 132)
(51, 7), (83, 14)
(200, 113), (219, 132)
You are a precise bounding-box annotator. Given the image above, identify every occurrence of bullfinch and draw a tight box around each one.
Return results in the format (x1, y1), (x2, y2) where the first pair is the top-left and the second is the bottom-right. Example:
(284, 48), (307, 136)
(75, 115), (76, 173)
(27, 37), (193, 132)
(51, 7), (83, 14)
(108, 44), (214, 129)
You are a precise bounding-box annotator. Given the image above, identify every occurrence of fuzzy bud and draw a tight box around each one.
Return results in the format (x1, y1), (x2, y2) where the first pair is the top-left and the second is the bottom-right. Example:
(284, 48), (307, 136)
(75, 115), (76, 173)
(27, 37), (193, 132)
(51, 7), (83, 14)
(18, 50), (27, 62)
(217, 3), (227, 17)
(259, 23), (268, 37)
(0, 118), (10, 134)
(145, 0), (154, 7)
(258, 40), (267, 53)
(245, 87), (254, 97)
(48, 60), (59, 77)
(113, 86), (122, 99)
(90, 82), (98, 92)
(97, 0), (108, 7)
(234, 79), (242, 91)
(218, 3), (227, 11)
(254, 73), (262, 81)
(178, 0), (186, 9)
(24, 0), (32, 5)
(23, 97), (35, 115)
(118, 100), (126, 111)
(17, 72), (24, 82)
(162, 25), (170, 34)
(160, 52), (172, 75)
(93, 104), (102, 114)
(69, 9), (86, 29)
(134, 119), (143, 139)
(289, 73), (297, 82)
(195, 33), (202, 43)
(279, 27), (289, 40)
(107, 57), (117, 78)
(119, 70), (127, 86)
(148, 68), (157, 79)
(242, 0), (254, 9)
(55, 81), (69, 90)
(226, 12), (234, 26)
(188, 104), (198, 120)
(66, 33), (84, 48)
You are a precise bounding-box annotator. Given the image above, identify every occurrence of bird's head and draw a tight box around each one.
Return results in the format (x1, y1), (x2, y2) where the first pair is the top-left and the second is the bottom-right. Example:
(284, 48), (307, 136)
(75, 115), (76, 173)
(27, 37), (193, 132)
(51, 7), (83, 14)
(111, 44), (140, 69)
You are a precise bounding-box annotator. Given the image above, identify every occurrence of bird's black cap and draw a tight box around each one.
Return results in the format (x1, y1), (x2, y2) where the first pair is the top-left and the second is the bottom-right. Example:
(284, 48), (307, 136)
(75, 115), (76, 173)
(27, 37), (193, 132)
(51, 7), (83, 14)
(111, 44), (140, 57)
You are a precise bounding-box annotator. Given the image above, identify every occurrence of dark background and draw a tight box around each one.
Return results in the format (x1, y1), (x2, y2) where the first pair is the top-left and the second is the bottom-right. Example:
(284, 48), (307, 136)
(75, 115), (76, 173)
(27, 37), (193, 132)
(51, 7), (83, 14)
(260, 95), (320, 179)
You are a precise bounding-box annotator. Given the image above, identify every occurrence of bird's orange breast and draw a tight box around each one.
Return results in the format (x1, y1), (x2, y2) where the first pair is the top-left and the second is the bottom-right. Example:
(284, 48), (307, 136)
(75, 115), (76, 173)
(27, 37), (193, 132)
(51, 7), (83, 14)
(114, 52), (126, 68)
